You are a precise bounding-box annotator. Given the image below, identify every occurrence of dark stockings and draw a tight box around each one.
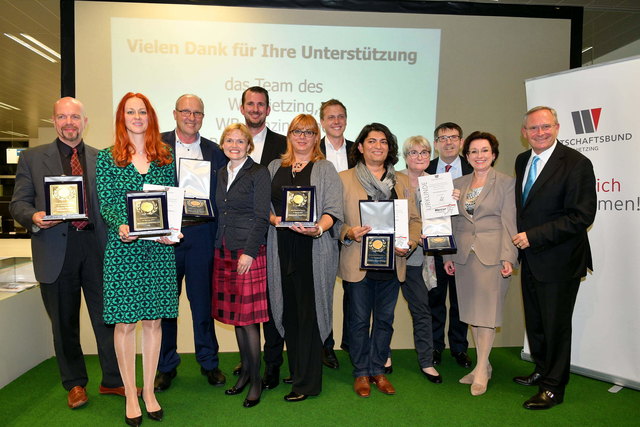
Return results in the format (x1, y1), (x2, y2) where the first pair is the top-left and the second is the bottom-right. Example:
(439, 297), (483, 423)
(235, 324), (262, 401)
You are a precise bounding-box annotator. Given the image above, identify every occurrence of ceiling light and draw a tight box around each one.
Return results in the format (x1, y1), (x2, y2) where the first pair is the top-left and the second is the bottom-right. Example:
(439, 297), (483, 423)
(41, 119), (54, 124)
(20, 33), (61, 59)
(582, 46), (593, 54)
(0, 102), (21, 110)
(1, 131), (29, 137)
(3, 33), (58, 63)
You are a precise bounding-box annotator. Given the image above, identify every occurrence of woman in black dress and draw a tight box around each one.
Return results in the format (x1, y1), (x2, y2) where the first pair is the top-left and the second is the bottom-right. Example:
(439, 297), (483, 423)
(211, 123), (271, 407)
(266, 114), (343, 402)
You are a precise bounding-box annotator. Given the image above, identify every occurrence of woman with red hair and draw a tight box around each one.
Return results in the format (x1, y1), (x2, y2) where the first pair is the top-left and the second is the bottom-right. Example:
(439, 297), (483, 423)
(97, 92), (178, 426)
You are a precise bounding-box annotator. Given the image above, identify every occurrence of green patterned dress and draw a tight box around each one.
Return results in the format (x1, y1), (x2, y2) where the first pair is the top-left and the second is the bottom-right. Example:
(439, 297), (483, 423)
(96, 148), (178, 324)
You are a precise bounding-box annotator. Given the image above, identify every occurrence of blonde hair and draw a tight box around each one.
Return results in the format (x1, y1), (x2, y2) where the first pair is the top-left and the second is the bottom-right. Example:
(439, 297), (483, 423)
(220, 123), (254, 154)
(281, 114), (325, 167)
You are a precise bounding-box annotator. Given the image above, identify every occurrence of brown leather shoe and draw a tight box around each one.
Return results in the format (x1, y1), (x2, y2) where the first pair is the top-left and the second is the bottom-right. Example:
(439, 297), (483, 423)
(353, 376), (371, 398)
(99, 385), (142, 397)
(67, 386), (88, 409)
(370, 374), (396, 395)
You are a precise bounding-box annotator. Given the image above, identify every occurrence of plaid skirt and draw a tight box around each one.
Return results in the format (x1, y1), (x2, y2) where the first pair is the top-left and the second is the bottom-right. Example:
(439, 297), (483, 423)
(212, 244), (268, 326)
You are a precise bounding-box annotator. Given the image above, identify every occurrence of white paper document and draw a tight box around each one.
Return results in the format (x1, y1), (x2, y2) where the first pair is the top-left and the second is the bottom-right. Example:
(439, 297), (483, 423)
(418, 173), (459, 219)
(142, 184), (185, 242)
(393, 199), (409, 249)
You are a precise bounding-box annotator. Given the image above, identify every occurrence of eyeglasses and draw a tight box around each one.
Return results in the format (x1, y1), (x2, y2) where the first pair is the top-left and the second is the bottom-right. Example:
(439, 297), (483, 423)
(524, 123), (557, 133)
(176, 109), (204, 119)
(291, 129), (316, 137)
(436, 135), (461, 143)
(407, 150), (430, 158)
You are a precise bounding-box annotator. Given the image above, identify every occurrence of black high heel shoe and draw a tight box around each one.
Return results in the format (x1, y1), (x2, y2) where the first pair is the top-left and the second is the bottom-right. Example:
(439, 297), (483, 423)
(243, 397), (260, 408)
(125, 414), (143, 426)
(225, 381), (248, 395)
(147, 408), (163, 421)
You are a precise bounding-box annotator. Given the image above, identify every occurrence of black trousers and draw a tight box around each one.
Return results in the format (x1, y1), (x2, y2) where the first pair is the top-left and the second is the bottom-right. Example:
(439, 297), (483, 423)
(39, 229), (121, 390)
(428, 255), (469, 353)
(521, 259), (580, 397)
(281, 266), (322, 396)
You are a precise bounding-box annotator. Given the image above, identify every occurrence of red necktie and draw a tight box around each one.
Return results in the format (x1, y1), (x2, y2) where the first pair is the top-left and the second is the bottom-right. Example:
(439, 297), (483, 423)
(445, 164), (452, 172)
(71, 147), (89, 229)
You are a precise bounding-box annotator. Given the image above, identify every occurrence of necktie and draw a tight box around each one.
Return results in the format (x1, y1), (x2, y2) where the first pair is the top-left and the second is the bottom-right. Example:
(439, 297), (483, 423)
(71, 147), (89, 229)
(445, 164), (452, 172)
(522, 155), (539, 204)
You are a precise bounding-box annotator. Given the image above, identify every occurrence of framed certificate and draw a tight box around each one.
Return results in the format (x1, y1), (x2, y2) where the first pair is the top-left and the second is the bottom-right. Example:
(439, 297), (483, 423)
(43, 176), (88, 220)
(361, 233), (395, 270)
(126, 191), (170, 236)
(423, 235), (457, 252)
(183, 197), (213, 218)
(278, 186), (316, 227)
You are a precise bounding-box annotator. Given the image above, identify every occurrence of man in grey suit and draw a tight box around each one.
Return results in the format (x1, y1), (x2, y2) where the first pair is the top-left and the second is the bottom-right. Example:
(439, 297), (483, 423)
(10, 97), (123, 409)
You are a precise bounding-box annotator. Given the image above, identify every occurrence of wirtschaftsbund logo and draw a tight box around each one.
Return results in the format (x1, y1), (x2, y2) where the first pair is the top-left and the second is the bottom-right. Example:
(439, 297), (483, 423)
(571, 108), (601, 134)
(560, 107), (633, 153)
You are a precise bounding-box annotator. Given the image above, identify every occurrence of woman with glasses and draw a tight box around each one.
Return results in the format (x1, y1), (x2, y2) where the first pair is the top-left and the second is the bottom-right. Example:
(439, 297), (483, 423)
(396, 136), (446, 384)
(443, 131), (517, 396)
(266, 114), (343, 402)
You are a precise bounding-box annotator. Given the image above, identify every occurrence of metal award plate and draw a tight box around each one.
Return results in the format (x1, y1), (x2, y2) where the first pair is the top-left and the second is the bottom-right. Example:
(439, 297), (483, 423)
(423, 235), (457, 252)
(183, 197), (213, 218)
(43, 175), (88, 220)
(278, 186), (316, 227)
(361, 233), (395, 270)
(126, 191), (170, 236)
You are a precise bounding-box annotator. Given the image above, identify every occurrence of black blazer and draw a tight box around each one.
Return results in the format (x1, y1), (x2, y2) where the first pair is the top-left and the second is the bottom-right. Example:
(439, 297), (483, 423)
(515, 141), (596, 282)
(320, 137), (356, 169)
(426, 155), (473, 176)
(259, 128), (287, 167)
(215, 157), (271, 258)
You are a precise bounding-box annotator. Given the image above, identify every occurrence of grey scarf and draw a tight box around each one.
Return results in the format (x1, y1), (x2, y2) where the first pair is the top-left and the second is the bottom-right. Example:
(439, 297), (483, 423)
(355, 161), (396, 200)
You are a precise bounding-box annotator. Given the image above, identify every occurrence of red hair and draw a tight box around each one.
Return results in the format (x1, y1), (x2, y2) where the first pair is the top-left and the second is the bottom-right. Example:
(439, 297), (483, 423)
(112, 92), (172, 167)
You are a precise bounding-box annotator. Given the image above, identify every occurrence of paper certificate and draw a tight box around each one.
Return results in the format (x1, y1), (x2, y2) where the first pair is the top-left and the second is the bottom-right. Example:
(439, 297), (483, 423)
(418, 173), (459, 219)
(142, 184), (185, 242)
(393, 199), (409, 249)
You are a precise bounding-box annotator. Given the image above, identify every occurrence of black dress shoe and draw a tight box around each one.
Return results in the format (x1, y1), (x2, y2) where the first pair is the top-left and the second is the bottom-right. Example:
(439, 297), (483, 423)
(225, 382), (248, 395)
(384, 365), (393, 374)
(125, 415), (143, 427)
(154, 368), (177, 392)
(243, 398), (260, 408)
(201, 367), (226, 386)
(433, 350), (442, 366)
(147, 408), (163, 421)
(322, 348), (340, 369)
(523, 390), (563, 410)
(284, 391), (308, 402)
(422, 370), (443, 384)
(282, 376), (293, 385)
(452, 352), (472, 368)
(513, 372), (542, 386)
(262, 366), (280, 390)
(233, 361), (242, 376)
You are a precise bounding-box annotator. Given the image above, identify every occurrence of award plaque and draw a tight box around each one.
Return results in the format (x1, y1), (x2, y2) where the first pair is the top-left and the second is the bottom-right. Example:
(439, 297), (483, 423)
(423, 235), (457, 252)
(183, 197), (213, 218)
(359, 200), (395, 232)
(278, 186), (316, 227)
(361, 233), (395, 270)
(126, 191), (170, 236)
(43, 176), (88, 220)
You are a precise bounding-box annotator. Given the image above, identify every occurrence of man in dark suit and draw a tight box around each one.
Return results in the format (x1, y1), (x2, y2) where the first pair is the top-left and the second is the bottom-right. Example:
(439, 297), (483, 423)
(240, 86), (287, 167)
(10, 97), (123, 409)
(425, 122), (473, 368)
(512, 106), (596, 410)
(155, 94), (228, 391)
(239, 86), (288, 388)
(318, 98), (354, 369)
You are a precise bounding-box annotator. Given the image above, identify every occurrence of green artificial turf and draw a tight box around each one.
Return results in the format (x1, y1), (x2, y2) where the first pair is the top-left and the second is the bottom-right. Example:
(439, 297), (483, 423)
(1, 347), (637, 426)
